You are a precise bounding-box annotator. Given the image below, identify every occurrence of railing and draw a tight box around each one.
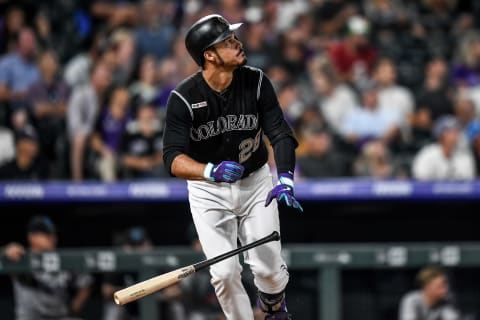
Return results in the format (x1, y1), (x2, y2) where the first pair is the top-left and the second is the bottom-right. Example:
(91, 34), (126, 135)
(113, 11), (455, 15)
(1, 243), (479, 320)
(1, 179), (480, 202)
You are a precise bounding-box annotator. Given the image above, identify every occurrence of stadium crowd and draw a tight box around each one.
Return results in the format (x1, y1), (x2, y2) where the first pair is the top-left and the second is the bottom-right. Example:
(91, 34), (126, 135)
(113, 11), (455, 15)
(0, 0), (480, 182)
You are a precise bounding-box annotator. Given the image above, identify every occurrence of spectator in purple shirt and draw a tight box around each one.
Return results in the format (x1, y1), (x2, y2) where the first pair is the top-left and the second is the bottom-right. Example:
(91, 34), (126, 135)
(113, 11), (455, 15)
(90, 87), (132, 181)
(27, 50), (70, 178)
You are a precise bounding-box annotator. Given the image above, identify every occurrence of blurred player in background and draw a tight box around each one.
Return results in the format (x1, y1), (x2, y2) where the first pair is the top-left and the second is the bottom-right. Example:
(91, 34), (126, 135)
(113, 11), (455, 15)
(163, 14), (302, 320)
(1, 215), (93, 320)
(399, 265), (461, 320)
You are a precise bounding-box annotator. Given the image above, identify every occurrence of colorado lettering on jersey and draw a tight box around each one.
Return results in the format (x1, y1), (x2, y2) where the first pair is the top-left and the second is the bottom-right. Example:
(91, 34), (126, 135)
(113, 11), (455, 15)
(190, 114), (258, 141)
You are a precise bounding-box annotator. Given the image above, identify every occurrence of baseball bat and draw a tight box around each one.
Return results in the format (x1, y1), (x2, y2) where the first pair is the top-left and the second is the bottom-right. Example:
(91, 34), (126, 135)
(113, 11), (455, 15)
(113, 231), (280, 305)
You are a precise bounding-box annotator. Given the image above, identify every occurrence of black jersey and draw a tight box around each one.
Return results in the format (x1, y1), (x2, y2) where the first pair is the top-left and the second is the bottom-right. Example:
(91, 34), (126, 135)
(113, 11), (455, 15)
(163, 66), (297, 177)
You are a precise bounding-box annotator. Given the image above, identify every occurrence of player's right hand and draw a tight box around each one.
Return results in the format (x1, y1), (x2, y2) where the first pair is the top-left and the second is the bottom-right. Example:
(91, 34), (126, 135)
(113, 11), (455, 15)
(204, 161), (245, 183)
(3, 242), (25, 262)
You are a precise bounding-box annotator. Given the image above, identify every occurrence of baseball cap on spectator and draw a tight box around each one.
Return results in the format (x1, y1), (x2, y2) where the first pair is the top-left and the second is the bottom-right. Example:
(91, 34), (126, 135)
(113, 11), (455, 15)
(433, 115), (460, 139)
(347, 16), (370, 35)
(27, 215), (56, 234)
(14, 126), (38, 143)
(245, 6), (263, 24)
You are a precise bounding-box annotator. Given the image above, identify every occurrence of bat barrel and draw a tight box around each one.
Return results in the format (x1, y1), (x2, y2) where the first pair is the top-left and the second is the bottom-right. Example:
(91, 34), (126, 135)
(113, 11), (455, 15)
(114, 266), (195, 305)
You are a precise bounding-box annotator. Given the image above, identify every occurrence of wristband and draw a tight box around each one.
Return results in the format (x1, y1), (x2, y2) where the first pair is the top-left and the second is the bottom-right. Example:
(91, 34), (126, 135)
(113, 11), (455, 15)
(203, 162), (215, 181)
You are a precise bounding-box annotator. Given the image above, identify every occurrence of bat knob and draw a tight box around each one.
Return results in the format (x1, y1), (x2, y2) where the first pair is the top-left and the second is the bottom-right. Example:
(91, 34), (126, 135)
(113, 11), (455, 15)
(271, 231), (281, 241)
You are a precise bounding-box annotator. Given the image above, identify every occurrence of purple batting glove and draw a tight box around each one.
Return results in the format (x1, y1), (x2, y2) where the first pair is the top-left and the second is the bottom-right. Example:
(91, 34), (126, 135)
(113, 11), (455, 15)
(204, 161), (245, 183)
(265, 173), (303, 212)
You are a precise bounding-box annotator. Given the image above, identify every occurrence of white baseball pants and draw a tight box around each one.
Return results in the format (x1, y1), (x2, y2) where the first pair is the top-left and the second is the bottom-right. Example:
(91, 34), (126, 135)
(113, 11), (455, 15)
(187, 164), (289, 320)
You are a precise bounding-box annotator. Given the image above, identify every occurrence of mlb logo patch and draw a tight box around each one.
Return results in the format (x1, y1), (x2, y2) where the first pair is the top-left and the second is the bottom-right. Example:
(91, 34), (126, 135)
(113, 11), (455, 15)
(191, 101), (208, 109)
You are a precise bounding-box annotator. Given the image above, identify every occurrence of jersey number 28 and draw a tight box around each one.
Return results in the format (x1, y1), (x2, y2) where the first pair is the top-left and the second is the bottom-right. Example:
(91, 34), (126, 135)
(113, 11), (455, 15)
(239, 130), (262, 164)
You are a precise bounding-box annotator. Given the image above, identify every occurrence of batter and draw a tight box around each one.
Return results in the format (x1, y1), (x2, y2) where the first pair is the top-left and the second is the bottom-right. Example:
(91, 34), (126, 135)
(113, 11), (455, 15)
(162, 14), (302, 320)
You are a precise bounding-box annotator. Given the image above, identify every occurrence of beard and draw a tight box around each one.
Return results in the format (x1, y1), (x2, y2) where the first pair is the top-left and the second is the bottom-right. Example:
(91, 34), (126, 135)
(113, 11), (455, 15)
(238, 56), (247, 67)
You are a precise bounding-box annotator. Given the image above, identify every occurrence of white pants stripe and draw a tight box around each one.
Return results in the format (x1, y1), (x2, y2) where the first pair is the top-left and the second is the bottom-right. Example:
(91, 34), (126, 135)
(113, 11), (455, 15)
(187, 164), (289, 320)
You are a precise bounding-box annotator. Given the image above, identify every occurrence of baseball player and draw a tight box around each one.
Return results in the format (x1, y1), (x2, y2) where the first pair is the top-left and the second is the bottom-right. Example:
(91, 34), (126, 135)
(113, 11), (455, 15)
(162, 14), (302, 320)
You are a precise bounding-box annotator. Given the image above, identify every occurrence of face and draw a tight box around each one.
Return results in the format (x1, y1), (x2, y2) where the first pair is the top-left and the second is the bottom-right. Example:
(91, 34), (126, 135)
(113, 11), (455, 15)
(313, 72), (332, 95)
(138, 106), (156, 134)
(17, 139), (38, 161)
(362, 90), (378, 109)
(305, 131), (331, 155)
(92, 64), (112, 92)
(140, 56), (156, 84)
(441, 128), (459, 148)
(39, 52), (58, 79)
(110, 88), (130, 118)
(205, 34), (247, 69)
(375, 62), (396, 86)
(18, 29), (37, 58)
(28, 232), (57, 251)
(424, 275), (449, 304)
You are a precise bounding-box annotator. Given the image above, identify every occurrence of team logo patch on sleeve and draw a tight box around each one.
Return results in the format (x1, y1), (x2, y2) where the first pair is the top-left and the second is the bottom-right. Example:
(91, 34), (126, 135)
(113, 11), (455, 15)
(191, 101), (208, 109)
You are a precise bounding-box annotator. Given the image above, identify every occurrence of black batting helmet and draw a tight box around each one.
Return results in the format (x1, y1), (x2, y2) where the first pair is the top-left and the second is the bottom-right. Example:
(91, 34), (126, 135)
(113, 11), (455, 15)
(185, 14), (243, 66)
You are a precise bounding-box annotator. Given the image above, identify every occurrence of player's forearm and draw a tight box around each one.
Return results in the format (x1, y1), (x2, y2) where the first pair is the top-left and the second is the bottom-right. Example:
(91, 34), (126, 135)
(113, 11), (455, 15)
(71, 287), (91, 315)
(272, 137), (297, 174)
(171, 154), (207, 181)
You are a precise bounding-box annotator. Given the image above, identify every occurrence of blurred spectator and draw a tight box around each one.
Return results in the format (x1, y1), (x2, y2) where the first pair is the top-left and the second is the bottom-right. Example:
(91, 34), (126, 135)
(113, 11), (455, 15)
(353, 139), (407, 178)
(399, 265), (461, 320)
(327, 15), (378, 88)
(90, 87), (132, 181)
(451, 31), (480, 87)
(309, 55), (358, 135)
(312, 0), (357, 36)
(64, 32), (107, 89)
(466, 120), (480, 174)
(412, 115), (476, 180)
(104, 29), (137, 87)
(119, 104), (166, 179)
(0, 6), (26, 55)
(2, 215), (93, 319)
(0, 28), (39, 125)
(415, 57), (453, 125)
(129, 54), (159, 107)
(341, 85), (401, 148)
(453, 97), (476, 150)
(276, 80), (304, 126)
(242, 8), (273, 70)
(0, 127), (49, 180)
(420, 0), (458, 59)
(67, 62), (112, 181)
(395, 21), (431, 89)
(90, 0), (139, 31)
(0, 126), (15, 166)
(102, 226), (153, 320)
(27, 50), (70, 178)
(135, 0), (176, 61)
(373, 57), (414, 138)
(275, 28), (309, 78)
(297, 123), (350, 178)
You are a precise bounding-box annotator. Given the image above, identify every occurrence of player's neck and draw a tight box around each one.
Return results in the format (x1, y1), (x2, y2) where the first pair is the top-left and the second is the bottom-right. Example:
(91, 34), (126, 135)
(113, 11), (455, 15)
(202, 68), (233, 93)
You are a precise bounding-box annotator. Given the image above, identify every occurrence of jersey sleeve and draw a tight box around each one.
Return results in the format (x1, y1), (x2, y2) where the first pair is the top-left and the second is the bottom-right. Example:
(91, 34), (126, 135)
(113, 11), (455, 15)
(258, 74), (298, 174)
(162, 91), (193, 176)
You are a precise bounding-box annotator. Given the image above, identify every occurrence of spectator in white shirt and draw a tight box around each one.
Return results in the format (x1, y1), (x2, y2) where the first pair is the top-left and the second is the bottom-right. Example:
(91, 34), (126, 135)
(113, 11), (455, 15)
(373, 57), (414, 138)
(412, 115), (476, 180)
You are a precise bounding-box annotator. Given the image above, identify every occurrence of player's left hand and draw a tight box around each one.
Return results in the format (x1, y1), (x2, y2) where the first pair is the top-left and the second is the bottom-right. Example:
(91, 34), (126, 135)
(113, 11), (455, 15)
(265, 173), (303, 212)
